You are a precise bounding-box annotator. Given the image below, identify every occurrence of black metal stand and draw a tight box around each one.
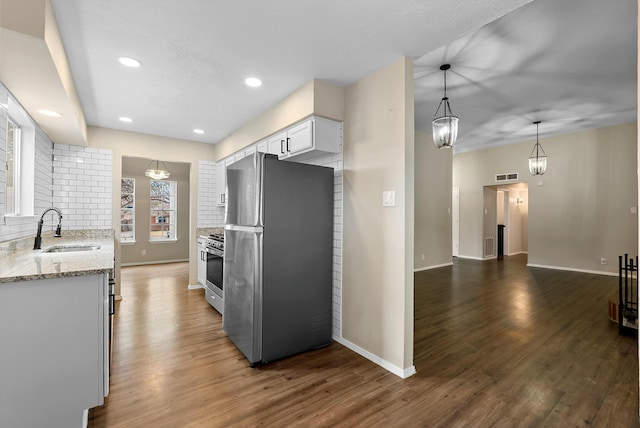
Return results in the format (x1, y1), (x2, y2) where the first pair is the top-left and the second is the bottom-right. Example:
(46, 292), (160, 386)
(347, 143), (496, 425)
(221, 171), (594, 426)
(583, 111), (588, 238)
(618, 254), (638, 336)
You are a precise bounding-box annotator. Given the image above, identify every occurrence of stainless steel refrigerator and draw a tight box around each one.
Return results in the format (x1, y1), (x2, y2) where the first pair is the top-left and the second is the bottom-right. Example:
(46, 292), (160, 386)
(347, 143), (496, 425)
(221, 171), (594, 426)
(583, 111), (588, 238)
(223, 152), (334, 366)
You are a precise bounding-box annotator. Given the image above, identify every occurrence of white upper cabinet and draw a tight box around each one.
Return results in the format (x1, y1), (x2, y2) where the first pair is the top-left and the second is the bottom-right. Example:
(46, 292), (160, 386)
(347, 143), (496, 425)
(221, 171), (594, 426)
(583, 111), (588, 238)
(267, 131), (287, 156)
(210, 117), (342, 207)
(286, 120), (314, 155)
(269, 117), (342, 161)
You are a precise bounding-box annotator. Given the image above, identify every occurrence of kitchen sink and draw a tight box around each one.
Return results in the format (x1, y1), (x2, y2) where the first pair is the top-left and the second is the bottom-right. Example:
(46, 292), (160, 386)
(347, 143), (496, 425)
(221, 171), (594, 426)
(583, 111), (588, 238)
(41, 244), (101, 253)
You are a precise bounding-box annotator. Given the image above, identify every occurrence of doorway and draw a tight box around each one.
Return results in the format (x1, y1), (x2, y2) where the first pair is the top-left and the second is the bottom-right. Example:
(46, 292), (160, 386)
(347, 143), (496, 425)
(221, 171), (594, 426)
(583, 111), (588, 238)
(483, 183), (529, 259)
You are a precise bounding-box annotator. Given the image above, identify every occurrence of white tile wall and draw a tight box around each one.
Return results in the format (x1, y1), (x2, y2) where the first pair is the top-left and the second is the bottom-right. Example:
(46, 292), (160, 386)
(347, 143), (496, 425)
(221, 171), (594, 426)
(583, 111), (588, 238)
(197, 160), (224, 227)
(52, 144), (113, 230)
(301, 152), (343, 339)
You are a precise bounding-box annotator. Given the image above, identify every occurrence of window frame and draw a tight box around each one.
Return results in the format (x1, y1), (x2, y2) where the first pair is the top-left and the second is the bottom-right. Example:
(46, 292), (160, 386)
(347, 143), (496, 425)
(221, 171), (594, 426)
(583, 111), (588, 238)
(6, 116), (21, 215)
(120, 177), (136, 243)
(149, 179), (177, 242)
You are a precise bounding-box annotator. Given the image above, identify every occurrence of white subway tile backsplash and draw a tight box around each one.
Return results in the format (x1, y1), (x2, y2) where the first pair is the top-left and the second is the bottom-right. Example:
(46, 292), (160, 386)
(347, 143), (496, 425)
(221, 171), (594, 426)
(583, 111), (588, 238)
(52, 144), (113, 230)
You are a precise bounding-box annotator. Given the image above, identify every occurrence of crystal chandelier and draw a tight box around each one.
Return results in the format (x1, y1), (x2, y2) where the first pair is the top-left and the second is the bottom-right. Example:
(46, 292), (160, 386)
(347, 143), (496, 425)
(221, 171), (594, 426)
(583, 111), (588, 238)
(145, 160), (171, 180)
(432, 64), (459, 149)
(528, 121), (547, 176)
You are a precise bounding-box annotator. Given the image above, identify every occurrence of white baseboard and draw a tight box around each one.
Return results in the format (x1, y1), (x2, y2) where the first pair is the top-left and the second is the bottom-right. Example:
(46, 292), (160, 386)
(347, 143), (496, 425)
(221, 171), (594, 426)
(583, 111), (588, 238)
(121, 258), (189, 267)
(414, 262), (453, 272)
(527, 263), (618, 277)
(507, 251), (528, 256)
(457, 254), (497, 261)
(188, 283), (204, 290)
(332, 336), (416, 379)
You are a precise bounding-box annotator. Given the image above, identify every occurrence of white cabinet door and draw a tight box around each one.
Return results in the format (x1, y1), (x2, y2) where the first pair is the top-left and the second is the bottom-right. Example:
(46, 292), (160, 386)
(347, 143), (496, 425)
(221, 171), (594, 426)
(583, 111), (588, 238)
(0, 274), (107, 428)
(286, 120), (314, 155)
(197, 237), (206, 286)
(268, 131), (287, 158)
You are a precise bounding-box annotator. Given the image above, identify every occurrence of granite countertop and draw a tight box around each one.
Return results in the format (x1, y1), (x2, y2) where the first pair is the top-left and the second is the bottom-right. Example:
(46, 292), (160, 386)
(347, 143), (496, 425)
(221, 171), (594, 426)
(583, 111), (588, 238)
(0, 230), (115, 284)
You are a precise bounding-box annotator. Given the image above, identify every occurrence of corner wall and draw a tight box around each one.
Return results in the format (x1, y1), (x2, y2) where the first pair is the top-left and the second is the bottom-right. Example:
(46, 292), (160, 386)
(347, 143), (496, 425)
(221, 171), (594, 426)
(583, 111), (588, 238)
(454, 122), (638, 273)
(342, 57), (415, 376)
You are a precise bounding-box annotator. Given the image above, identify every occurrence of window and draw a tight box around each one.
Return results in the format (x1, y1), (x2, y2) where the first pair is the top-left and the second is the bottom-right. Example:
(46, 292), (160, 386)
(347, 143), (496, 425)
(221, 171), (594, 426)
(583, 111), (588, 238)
(150, 179), (176, 241)
(6, 117), (20, 214)
(120, 178), (135, 243)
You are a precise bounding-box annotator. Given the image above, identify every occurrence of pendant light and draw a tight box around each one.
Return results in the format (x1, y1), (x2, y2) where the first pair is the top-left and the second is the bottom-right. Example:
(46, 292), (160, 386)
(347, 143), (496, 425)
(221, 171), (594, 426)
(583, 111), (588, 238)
(145, 160), (171, 180)
(528, 121), (547, 176)
(432, 64), (459, 149)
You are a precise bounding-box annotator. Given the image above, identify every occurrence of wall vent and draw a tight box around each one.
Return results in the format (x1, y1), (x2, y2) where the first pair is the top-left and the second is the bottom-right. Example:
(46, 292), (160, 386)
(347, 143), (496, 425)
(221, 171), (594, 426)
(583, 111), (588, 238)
(484, 237), (495, 257)
(495, 172), (519, 182)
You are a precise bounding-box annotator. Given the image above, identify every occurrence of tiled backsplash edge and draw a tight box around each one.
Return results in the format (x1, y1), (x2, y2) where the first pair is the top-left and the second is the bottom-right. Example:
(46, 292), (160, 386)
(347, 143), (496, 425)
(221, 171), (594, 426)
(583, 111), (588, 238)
(0, 229), (115, 256)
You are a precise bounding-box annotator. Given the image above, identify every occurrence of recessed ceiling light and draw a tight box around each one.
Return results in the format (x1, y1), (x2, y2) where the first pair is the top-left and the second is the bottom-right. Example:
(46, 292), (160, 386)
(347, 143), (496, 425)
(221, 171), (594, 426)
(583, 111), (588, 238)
(119, 117), (133, 123)
(193, 129), (205, 135)
(38, 109), (63, 118)
(118, 57), (142, 68)
(245, 77), (262, 88)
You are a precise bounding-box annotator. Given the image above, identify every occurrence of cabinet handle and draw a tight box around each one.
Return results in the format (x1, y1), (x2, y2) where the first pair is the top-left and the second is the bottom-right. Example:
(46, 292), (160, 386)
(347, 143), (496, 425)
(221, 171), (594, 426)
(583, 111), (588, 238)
(109, 293), (115, 315)
(286, 137), (290, 152)
(280, 139), (285, 155)
(221, 193), (225, 204)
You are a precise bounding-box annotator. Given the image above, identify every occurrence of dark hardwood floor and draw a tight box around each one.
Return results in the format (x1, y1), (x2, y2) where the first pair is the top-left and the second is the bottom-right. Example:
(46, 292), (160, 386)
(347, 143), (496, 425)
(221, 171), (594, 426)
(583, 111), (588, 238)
(89, 256), (639, 427)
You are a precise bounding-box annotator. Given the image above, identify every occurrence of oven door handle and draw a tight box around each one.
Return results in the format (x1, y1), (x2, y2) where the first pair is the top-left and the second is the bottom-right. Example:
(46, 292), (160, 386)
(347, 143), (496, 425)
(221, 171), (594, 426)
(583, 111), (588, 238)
(205, 247), (224, 257)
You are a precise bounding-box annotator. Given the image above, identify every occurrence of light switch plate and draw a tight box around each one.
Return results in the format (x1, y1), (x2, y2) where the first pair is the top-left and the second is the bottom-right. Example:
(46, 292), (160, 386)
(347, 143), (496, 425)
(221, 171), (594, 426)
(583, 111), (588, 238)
(383, 191), (396, 207)
(632, 207), (637, 214)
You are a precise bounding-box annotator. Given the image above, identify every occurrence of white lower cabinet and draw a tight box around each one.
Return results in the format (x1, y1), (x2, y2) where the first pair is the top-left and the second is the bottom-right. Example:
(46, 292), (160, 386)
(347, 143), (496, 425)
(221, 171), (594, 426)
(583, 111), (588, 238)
(0, 273), (109, 428)
(197, 236), (207, 286)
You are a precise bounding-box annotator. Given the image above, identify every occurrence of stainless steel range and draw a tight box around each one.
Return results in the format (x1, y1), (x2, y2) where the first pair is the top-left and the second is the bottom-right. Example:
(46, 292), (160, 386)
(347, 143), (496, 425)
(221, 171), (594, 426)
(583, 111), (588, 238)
(204, 233), (224, 314)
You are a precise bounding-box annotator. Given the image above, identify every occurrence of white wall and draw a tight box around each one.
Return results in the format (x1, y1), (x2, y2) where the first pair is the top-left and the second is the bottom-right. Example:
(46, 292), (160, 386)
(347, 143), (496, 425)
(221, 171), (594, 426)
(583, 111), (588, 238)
(454, 122), (638, 273)
(414, 129), (452, 270)
(342, 57), (415, 376)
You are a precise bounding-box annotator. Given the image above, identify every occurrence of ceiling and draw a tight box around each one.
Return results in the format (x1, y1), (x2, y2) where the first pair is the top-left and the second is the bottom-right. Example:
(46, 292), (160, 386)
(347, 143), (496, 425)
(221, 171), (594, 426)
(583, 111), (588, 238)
(40, 0), (636, 151)
(414, 0), (637, 152)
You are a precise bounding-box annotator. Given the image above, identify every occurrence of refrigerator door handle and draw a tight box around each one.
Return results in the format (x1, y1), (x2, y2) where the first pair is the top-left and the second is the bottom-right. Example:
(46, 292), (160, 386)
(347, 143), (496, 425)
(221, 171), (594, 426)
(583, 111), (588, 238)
(255, 152), (265, 227)
(225, 224), (264, 233)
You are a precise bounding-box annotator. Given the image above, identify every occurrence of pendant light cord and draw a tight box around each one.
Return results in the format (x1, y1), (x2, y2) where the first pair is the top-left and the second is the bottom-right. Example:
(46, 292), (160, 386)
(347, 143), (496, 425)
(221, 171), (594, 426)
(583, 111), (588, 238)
(443, 68), (448, 99)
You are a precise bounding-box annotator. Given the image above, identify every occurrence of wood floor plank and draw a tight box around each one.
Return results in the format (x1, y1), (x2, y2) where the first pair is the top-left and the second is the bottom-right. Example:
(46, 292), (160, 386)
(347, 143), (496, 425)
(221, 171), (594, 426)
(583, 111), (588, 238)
(89, 256), (639, 427)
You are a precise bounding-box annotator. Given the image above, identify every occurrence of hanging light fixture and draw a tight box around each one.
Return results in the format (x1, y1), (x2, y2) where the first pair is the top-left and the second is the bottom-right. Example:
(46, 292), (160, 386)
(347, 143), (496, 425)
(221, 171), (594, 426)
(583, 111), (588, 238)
(432, 64), (459, 149)
(145, 159), (171, 180)
(528, 121), (547, 176)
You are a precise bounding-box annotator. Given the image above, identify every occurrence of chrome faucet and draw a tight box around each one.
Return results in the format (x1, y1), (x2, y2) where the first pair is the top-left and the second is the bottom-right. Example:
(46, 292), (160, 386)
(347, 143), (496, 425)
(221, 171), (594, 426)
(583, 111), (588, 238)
(34, 207), (63, 250)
